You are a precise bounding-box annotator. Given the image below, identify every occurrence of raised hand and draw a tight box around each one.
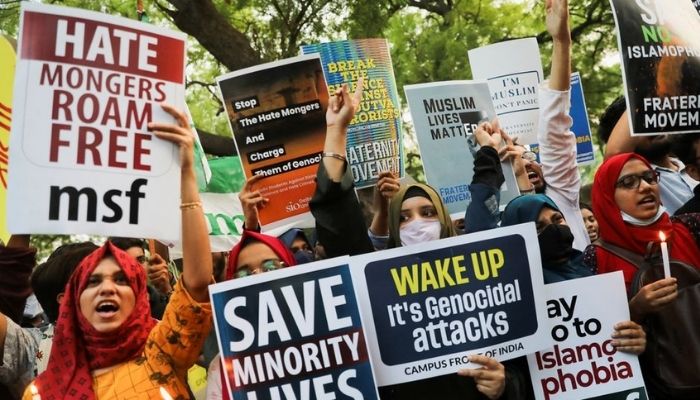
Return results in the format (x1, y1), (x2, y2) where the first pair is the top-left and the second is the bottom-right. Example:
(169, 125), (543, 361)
(239, 174), (268, 230)
(148, 103), (195, 169)
(475, 119), (504, 149)
(326, 77), (364, 129)
(546, 0), (570, 43)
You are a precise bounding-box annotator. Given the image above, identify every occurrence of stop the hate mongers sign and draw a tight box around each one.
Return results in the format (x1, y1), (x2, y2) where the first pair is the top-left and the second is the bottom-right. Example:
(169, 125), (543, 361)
(7, 2), (185, 241)
(610, 0), (700, 135)
(350, 223), (550, 386)
(210, 257), (379, 400)
(528, 272), (647, 400)
(218, 55), (328, 230)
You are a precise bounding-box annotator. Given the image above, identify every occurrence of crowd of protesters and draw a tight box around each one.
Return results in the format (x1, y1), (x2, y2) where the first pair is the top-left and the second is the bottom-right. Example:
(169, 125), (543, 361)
(2, 0), (700, 399)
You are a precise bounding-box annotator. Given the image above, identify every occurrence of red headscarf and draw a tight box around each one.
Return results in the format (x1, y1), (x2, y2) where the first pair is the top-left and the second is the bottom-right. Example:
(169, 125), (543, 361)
(33, 242), (156, 399)
(592, 153), (700, 287)
(225, 229), (296, 280)
(221, 230), (296, 399)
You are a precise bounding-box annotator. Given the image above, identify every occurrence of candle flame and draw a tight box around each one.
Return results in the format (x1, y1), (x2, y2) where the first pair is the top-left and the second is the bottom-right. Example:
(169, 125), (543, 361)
(159, 387), (174, 400)
(659, 231), (666, 242)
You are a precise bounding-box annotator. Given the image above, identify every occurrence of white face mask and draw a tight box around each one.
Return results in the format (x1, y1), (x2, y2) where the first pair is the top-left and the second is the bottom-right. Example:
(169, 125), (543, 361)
(400, 219), (442, 246)
(621, 205), (666, 226)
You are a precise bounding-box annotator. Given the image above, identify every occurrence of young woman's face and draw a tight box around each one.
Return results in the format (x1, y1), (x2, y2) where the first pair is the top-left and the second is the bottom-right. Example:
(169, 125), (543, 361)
(536, 206), (567, 233)
(581, 208), (599, 242)
(79, 257), (135, 333)
(236, 242), (284, 278)
(613, 158), (660, 220)
(399, 196), (438, 227)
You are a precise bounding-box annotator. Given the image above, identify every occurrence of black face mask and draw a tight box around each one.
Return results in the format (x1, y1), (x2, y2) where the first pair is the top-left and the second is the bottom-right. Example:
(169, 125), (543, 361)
(294, 250), (315, 265)
(538, 224), (574, 263)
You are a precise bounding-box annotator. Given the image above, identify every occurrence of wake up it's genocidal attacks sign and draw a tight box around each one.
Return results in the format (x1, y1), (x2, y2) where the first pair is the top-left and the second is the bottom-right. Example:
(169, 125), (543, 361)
(7, 2), (186, 241)
(351, 223), (550, 387)
(610, 0), (700, 135)
(210, 256), (380, 400)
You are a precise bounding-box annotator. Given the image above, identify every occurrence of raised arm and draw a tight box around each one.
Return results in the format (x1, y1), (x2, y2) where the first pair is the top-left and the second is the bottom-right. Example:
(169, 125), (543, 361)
(149, 104), (212, 302)
(546, 0), (571, 91)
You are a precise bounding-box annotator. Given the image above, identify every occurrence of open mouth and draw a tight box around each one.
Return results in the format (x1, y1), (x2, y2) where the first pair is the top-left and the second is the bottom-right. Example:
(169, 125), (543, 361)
(638, 195), (657, 206)
(95, 300), (119, 318)
(527, 171), (540, 184)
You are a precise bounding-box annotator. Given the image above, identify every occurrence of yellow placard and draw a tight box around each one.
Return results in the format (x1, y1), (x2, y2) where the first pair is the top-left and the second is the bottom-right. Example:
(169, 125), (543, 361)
(187, 364), (208, 400)
(0, 35), (16, 244)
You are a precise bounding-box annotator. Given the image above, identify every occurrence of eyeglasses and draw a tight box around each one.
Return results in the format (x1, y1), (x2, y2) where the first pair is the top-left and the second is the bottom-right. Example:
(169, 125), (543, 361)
(521, 151), (538, 162)
(615, 170), (660, 190)
(235, 259), (285, 278)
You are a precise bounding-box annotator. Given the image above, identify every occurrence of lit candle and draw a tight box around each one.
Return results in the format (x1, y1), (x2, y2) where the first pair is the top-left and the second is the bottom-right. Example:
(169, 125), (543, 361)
(659, 231), (671, 279)
(30, 384), (41, 400)
(160, 387), (174, 400)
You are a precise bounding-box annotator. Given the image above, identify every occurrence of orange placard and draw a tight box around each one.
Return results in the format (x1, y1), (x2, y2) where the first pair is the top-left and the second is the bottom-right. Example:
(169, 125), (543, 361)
(0, 35), (16, 243)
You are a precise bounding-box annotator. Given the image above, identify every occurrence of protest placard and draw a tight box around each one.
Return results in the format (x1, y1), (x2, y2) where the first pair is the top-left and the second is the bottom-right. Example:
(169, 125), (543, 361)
(530, 72), (595, 165)
(209, 256), (380, 400)
(468, 38), (543, 145)
(350, 223), (549, 386)
(405, 80), (520, 217)
(528, 272), (647, 400)
(0, 35), (16, 244)
(217, 54), (328, 230)
(301, 39), (403, 188)
(610, 0), (700, 135)
(6, 2), (186, 241)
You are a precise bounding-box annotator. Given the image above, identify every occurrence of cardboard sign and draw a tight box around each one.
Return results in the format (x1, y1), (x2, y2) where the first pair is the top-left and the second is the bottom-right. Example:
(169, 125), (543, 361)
(405, 80), (521, 217)
(350, 223), (550, 386)
(210, 257), (380, 400)
(528, 272), (647, 400)
(218, 55), (327, 230)
(301, 39), (404, 188)
(468, 38), (543, 145)
(610, 0), (700, 135)
(7, 2), (186, 241)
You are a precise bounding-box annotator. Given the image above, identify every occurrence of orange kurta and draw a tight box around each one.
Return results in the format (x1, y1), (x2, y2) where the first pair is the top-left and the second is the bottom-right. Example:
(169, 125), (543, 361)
(24, 280), (212, 400)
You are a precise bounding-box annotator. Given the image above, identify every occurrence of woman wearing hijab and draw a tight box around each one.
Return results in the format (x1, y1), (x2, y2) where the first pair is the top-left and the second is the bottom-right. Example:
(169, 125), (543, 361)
(585, 152), (700, 399)
(206, 229), (297, 400)
(23, 104), (213, 400)
(583, 153), (700, 318)
(501, 195), (593, 283)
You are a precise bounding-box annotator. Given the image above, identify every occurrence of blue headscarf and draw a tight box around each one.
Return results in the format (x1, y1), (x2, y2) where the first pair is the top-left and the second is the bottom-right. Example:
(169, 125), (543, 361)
(501, 194), (560, 226)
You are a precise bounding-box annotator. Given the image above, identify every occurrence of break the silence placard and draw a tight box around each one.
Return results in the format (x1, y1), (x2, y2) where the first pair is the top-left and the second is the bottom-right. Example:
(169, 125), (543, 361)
(301, 39), (403, 188)
(210, 256), (379, 400)
(610, 0), (700, 135)
(7, 2), (185, 241)
(217, 54), (328, 230)
(351, 223), (550, 387)
(405, 80), (521, 217)
(528, 272), (647, 400)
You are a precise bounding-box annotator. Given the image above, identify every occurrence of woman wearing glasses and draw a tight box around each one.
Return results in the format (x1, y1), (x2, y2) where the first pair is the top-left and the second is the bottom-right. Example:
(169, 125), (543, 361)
(583, 153), (700, 320)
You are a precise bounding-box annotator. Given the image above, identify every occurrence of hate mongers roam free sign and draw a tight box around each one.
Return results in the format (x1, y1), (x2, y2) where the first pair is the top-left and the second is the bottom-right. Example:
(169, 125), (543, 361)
(7, 2), (186, 241)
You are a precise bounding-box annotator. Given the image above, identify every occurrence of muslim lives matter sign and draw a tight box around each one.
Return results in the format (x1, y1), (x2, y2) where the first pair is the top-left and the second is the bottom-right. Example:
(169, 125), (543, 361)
(7, 2), (186, 241)
(528, 272), (647, 400)
(351, 223), (550, 387)
(610, 0), (700, 135)
(210, 257), (379, 400)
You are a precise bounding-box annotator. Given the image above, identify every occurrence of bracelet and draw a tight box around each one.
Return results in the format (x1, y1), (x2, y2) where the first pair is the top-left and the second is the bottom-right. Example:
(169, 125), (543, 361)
(322, 151), (347, 163)
(180, 201), (202, 210)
